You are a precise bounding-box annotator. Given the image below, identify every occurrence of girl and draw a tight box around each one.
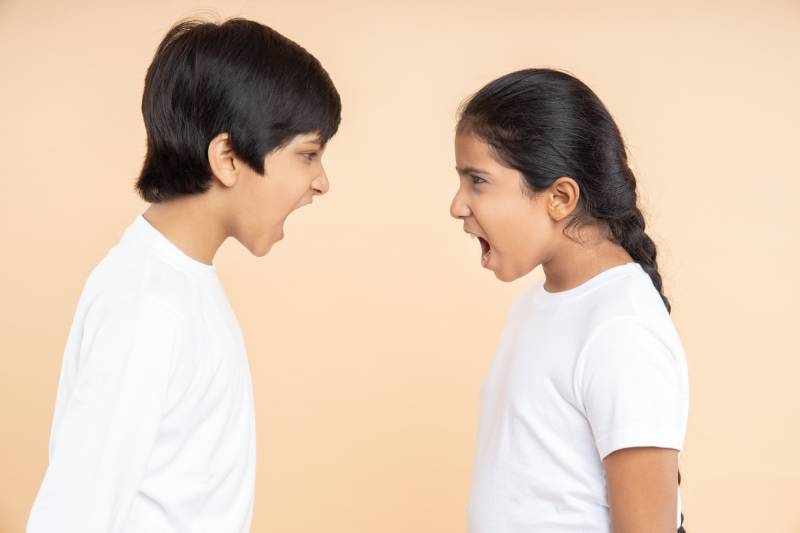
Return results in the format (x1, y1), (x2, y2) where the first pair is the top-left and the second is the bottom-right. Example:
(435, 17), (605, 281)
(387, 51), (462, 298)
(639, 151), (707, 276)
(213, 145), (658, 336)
(450, 69), (689, 533)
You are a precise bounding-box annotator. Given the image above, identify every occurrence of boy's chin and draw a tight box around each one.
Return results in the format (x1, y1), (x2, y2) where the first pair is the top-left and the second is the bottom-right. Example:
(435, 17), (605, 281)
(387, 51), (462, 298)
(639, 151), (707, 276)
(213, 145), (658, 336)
(252, 245), (273, 258)
(242, 234), (279, 258)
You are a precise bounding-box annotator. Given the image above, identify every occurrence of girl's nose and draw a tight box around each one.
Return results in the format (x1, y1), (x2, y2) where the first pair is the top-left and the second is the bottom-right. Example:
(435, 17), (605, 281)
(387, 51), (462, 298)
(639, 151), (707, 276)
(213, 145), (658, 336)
(450, 190), (471, 219)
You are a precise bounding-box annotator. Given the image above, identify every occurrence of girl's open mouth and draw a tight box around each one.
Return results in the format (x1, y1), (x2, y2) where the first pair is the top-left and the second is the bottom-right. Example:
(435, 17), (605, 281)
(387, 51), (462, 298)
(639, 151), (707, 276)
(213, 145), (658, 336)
(478, 236), (492, 267)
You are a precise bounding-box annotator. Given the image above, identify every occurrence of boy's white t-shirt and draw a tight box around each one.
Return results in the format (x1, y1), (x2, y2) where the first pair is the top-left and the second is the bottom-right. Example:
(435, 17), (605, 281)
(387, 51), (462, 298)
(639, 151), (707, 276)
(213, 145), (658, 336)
(467, 262), (689, 533)
(28, 215), (256, 533)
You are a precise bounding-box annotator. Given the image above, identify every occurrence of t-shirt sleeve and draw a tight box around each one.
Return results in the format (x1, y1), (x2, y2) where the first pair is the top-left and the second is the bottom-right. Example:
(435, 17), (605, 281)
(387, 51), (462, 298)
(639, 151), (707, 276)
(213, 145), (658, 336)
(27, 295), (184, 533)
(573, 317), (689, 460)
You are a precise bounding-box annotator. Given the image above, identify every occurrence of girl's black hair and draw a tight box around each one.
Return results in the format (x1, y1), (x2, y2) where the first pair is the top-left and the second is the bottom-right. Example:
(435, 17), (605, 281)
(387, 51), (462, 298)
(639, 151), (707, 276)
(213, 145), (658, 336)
(458, 68), (684, 531)
(457, 68), (669, 313)
(136, 18), (342, 203)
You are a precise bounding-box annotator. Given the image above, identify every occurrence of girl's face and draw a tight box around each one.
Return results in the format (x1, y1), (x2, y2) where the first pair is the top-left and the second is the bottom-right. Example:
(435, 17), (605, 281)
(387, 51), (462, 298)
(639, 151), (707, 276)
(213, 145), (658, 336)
(451, 133), (556, 282)
(231, 133), (330, 256)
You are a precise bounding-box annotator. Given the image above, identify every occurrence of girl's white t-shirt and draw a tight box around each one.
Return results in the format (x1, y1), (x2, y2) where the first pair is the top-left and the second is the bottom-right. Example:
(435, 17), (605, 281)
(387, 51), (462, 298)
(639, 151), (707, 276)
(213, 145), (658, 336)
(467, 262), (689, 533)
(28, 215), (256, 533)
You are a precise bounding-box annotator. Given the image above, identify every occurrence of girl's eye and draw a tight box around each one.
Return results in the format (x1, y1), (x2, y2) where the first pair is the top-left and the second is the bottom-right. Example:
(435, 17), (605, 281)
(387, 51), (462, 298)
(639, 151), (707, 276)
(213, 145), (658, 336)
(471, 174), (487, 185)
(303, 152), (318, 162)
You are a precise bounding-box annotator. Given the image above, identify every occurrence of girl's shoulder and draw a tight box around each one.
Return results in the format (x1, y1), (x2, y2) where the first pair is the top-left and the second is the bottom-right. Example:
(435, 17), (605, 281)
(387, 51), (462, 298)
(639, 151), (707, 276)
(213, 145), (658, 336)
(523, 263), (684, 353)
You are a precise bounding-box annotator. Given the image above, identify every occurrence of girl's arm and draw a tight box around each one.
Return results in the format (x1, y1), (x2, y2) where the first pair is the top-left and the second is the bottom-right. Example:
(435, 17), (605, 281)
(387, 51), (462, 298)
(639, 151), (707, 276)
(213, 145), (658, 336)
(604, 446), (679, 533)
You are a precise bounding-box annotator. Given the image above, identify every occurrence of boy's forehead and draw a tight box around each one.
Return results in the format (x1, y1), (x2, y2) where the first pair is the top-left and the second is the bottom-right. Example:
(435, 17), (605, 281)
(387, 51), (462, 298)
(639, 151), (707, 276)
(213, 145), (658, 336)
(293, 132), (323, 145)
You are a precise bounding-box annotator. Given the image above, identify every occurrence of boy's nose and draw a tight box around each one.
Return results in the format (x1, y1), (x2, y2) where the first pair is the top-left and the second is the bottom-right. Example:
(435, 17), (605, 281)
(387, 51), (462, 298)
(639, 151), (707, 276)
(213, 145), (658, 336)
(312, 173), (329, 196)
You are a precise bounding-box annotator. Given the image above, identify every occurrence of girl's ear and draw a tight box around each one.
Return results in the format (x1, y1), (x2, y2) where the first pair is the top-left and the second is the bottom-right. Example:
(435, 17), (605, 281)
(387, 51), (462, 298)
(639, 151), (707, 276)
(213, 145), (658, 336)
(208, 133), (238, 188)
(547, 176), (581, 221)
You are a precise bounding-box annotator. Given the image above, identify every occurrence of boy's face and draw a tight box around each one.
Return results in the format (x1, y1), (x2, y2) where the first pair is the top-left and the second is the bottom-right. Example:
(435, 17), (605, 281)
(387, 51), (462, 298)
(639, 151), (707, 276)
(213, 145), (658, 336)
(231, 133), (329, 257)
(451, 133), (555, 282)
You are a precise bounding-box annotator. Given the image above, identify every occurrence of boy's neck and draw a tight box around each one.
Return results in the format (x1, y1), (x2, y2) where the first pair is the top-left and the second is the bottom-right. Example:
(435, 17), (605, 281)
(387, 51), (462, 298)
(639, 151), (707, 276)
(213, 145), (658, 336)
(142, 197), (228, 266)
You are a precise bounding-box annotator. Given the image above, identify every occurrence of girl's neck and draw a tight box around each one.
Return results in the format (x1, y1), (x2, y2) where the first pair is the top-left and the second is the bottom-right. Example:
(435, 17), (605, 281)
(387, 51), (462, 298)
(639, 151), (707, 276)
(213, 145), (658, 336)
(541, 234), (634, 293)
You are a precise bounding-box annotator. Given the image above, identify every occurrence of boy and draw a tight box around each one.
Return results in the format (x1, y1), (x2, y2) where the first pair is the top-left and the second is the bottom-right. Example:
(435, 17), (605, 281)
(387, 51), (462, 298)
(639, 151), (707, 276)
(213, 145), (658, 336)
(28, 18), (341, 533)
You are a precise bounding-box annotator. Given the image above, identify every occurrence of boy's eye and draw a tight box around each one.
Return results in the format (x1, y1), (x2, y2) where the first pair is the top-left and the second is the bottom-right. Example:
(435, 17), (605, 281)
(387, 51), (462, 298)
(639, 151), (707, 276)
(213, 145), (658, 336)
(471, 174), (487, 185)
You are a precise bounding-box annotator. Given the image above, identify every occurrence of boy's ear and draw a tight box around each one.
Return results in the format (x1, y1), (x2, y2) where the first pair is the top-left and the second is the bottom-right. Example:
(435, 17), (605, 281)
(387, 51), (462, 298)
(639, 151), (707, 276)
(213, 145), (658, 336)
(208, 133), (238, 188)
(547, 176), (581, 221)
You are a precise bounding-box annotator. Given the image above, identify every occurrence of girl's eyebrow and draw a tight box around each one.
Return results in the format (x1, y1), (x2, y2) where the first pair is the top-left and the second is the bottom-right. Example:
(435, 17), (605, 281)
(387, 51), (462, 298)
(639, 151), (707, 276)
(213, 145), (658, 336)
(456, 166), (491, 176)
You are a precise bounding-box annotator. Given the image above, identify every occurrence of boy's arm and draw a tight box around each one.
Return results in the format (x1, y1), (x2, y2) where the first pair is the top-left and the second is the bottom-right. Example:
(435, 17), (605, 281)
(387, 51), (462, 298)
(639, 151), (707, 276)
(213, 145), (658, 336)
(27, 296), (183, 533)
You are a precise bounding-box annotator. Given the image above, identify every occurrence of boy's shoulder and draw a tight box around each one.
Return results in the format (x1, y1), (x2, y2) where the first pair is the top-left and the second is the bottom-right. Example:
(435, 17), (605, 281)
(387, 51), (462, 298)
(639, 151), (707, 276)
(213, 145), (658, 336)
(80, 242), (206, 326)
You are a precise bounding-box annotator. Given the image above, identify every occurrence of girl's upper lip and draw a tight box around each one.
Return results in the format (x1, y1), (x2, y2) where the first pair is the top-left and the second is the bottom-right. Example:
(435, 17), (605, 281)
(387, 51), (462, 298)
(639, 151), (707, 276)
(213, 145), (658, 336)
(463, 227), (486, 240)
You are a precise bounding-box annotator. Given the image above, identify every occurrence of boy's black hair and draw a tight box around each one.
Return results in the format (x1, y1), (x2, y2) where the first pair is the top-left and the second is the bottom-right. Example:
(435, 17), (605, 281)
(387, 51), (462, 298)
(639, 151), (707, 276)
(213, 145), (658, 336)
(136, 18), (341, 203)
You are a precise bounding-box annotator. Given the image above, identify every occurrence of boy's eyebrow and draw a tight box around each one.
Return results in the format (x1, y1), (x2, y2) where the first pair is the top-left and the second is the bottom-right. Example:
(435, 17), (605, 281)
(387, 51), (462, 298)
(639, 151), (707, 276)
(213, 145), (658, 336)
(456, 166), (491, 176)
(297, 133), (323, 146)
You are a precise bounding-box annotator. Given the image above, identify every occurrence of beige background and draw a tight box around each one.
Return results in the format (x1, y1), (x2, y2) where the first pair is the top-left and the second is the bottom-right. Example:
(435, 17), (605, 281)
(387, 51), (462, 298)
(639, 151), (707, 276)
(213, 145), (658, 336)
(1, 0), (799, 531)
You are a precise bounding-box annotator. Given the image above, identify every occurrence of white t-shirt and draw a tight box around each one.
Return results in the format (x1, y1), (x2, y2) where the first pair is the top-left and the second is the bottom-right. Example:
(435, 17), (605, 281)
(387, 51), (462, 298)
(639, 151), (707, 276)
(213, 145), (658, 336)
(28, 215), (256, 533)
(467, 262), (689, 533)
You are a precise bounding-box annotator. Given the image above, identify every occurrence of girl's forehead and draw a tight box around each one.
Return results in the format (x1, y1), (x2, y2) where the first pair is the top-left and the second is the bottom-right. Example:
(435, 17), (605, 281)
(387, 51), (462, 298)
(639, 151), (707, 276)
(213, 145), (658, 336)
(455, 134), (492, 160)
(456, 134), (514, 176)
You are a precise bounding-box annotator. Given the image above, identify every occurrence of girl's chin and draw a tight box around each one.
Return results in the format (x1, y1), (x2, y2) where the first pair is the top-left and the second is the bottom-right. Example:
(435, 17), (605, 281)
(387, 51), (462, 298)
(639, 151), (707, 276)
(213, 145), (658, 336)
(493, 269), (516, 282)
(491, 261), (536, 283)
